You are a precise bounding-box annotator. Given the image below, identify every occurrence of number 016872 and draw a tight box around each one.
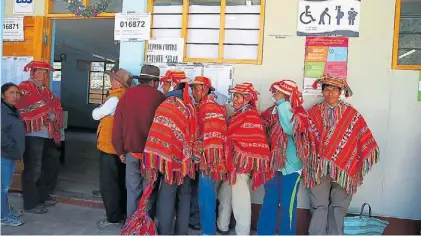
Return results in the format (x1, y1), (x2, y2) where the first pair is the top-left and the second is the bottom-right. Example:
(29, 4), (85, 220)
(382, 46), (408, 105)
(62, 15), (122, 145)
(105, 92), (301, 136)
(119, 21), (145, 28)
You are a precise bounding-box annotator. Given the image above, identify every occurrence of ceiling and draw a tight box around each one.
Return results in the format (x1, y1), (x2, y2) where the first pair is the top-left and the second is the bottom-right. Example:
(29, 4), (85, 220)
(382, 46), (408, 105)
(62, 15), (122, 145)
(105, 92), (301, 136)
(54, 19), (119, 61)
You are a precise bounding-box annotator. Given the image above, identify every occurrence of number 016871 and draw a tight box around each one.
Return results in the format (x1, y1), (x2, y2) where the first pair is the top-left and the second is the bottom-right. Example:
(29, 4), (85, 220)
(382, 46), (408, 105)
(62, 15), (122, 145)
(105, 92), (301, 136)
(119, 21), (145, 28)
(3, 24), (19, 30)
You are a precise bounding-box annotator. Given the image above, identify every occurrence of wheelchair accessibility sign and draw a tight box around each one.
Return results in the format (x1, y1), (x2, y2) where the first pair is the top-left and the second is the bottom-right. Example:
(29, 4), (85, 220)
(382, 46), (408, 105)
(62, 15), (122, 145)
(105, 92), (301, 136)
(13, 0), (34, 15)
(297, 0), (361, 37)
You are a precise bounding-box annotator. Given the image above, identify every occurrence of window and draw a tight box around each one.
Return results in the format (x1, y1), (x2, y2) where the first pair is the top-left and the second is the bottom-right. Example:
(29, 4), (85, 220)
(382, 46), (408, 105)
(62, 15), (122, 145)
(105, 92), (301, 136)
(392, 0), (421, 69)
(88, 62), (115, 104)
(52, 61), (62, 81)
(151, 0), (265, 64)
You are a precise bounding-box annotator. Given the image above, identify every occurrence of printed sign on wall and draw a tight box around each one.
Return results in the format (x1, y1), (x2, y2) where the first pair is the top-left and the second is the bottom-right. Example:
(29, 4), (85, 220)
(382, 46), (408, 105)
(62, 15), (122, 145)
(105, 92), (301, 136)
(303, 36), (349, 95)
(13, 0), (34, 15)
(3, 17), (24, 41)
(114, 13), (151, 41)
(145, 38), (184, 64)
(297, 0), (361, 37)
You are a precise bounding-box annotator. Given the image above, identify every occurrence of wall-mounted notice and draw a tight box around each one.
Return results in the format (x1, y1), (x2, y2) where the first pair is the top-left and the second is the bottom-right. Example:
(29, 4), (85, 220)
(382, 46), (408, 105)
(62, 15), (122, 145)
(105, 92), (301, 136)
(297, 0), (361, 37)
(303, 36), (348, 95)
(114, 13), (151, 41)
(203, 64), (233, 99)
(1, 56), (33, 85)
(13, 0), (34, 15)
(3, 17), (24, 41)
(146, 38), (184, 64)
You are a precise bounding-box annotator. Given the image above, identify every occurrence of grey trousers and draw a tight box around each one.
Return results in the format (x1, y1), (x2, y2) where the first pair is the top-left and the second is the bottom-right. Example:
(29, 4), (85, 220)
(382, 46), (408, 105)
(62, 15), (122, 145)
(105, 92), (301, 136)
(157, 176), (192, 235)
(309, 176), (353, 235)
(189, 172), (200, 226)
(125, 153), (159, 219)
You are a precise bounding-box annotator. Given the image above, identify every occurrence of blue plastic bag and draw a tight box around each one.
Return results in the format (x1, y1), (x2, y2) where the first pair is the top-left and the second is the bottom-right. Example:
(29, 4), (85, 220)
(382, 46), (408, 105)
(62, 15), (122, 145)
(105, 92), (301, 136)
(344, 203), (389, 235)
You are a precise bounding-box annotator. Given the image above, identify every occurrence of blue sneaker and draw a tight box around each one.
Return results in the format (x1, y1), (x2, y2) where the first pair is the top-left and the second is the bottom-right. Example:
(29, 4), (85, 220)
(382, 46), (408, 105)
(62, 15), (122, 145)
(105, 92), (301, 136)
(1, 215), (24, 227)
(9, 204), (23, 217)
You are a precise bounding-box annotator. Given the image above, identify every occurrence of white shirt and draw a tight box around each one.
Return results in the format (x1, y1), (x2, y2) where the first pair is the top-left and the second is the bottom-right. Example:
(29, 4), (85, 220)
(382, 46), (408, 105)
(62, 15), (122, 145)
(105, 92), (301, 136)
(92, 96), (119, 121)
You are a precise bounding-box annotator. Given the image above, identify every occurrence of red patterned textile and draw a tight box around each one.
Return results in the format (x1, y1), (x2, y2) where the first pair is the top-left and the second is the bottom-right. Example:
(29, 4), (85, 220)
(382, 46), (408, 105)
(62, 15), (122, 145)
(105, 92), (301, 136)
(304, 102), (379, 194)
(16, 80), (63, 143)
(195, 95), (228, 180)
(261, 104), (311, 178)
(313, 74), (353, 98)
(121, 179), (157, 236)
(143, 96), (196, 184)
(226, 104), (270, 190)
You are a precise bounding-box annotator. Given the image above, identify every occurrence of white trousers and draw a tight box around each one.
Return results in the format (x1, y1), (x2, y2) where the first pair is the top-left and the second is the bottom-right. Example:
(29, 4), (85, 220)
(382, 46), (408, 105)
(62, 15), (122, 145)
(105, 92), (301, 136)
(216, 174), (251, 235)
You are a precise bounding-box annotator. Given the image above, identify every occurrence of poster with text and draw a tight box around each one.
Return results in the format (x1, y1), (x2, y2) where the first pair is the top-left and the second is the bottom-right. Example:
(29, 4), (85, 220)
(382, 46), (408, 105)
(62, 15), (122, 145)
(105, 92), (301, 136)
(146, 38), (184, 64)
(303, 36), (348, 95)
(297, 0), (361, 37)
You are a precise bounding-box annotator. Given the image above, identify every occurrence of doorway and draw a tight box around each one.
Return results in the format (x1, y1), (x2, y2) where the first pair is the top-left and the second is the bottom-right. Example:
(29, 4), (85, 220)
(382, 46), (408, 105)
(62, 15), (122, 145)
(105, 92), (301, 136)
(51, 19), (118, 200)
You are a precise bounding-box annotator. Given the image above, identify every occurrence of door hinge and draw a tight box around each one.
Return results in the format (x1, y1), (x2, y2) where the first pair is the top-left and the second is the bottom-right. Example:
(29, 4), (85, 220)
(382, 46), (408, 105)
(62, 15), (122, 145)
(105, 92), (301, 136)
(43, 35), (48, 45)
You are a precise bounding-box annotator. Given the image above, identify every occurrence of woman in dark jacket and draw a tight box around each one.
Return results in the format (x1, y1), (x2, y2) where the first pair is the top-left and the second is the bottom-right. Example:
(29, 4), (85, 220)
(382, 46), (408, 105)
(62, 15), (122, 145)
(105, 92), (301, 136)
(1, 83), (25, 227)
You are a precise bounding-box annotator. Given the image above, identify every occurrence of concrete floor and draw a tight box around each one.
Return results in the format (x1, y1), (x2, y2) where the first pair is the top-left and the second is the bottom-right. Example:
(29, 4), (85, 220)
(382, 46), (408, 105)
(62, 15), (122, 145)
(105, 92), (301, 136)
(1, 193), (205, 235)
(55, 129), (100, 200)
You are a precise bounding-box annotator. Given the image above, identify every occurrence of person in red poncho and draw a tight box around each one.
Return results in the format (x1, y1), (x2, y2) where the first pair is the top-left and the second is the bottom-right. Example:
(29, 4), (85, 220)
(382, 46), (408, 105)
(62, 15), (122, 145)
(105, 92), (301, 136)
(189, 76), (228, 235)
(15, 61), (63, 214)
(219, 82), (270, 235)
(306, 75), (379, 235)
(258, 80), (311, 235)
(143, 70), (197, 235)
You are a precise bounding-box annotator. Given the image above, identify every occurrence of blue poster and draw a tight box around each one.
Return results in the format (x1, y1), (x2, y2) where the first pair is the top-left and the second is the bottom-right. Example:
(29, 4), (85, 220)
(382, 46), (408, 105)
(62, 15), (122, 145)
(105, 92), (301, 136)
(327, 47), (348, 62)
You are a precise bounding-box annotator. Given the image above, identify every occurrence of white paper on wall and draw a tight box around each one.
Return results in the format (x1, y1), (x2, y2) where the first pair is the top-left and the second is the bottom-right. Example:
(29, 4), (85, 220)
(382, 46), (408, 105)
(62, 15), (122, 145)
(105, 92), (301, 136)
(1, 56), (33, 86)
(203, 64), (233, 98)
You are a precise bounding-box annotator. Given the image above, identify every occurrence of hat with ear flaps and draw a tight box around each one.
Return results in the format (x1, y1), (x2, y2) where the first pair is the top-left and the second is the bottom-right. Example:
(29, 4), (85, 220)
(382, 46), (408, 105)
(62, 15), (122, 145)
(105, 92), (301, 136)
(24, 61), (55, 77)
(312, 74), (353, 98)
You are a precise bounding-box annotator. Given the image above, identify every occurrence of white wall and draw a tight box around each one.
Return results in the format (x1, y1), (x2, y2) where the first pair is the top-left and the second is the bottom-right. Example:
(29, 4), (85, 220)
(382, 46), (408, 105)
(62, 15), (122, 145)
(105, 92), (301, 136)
(237, 0), (421, 221)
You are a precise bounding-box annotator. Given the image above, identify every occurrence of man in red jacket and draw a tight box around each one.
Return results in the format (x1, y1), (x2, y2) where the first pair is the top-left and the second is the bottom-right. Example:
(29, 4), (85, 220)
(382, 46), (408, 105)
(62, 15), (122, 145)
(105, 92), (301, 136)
(112, 65), (165, 219)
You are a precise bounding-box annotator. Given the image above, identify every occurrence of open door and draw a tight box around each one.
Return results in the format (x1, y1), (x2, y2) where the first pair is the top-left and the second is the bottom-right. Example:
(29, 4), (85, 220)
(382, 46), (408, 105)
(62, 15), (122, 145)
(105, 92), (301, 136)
(3, 16), (52, 191)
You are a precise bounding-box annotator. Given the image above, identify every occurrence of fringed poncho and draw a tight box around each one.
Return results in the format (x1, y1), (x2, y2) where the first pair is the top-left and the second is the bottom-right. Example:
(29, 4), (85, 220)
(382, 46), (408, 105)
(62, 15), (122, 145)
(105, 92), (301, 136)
(304, 102), (379, 194)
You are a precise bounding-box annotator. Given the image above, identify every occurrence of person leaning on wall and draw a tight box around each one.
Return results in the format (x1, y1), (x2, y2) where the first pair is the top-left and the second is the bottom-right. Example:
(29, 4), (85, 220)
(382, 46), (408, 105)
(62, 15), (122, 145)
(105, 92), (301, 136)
(1, 83), (26, 227)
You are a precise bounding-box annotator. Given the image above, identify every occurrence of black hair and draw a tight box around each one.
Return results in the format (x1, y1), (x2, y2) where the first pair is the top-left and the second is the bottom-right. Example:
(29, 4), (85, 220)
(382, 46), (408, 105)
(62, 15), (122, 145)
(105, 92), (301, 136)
(1, 83), (18, 95)
(138, 79), (152, 85)
(174, 83), (185, 90)
(322, 84), (342, 91)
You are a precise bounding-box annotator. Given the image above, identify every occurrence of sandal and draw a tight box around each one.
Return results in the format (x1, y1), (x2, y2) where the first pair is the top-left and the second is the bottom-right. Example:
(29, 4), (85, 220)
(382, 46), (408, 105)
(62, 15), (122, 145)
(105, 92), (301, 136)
(42, 199), (57, 207)
(25, 206), (48, 214)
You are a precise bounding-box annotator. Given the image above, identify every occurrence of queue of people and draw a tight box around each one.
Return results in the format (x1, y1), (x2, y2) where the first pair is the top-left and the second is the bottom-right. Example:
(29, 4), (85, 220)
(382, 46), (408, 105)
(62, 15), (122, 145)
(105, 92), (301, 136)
(1, 60), (379, 235)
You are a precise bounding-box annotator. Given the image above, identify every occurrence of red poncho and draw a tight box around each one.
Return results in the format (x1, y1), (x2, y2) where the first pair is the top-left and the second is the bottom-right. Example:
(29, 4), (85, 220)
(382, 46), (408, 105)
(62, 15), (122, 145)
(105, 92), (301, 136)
(261, 104), (311, 180)
(195, 95), (228, 180)
(305, 102), (379, 194)
(143, 96), (196, 185)
(16, 80), (63, 143)
(226, 104), (271, 190)
(121, 180), (157, 235)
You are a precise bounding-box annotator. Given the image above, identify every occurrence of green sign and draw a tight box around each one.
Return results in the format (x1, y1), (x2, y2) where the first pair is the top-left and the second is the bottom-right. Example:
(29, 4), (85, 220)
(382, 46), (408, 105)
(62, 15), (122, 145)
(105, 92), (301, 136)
(305, 62), (326, 78)
(418, 71), (421, 102)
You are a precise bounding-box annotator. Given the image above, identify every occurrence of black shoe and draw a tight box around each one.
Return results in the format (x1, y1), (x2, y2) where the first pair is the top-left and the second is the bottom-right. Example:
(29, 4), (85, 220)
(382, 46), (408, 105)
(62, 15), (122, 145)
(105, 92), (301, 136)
(216, 228), (230, 235)
(92, 190), (101, 198)
(189, 223), (201, 231)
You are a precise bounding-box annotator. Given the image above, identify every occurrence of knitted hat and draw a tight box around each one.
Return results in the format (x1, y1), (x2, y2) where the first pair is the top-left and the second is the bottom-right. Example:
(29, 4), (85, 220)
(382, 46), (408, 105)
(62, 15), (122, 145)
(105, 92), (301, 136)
(313, 74), (353, 98)
(270, 80), (303, 109)
(229, 82), (259, 107)
(159, 70), (189, 86)
(24, 61), (55, 77)
(190, 76), (215, 91)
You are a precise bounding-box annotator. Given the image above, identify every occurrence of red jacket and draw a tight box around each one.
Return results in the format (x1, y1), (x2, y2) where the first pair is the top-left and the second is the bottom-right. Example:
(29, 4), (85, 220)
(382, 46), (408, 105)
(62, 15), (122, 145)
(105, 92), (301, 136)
(112, 84), (165, 156)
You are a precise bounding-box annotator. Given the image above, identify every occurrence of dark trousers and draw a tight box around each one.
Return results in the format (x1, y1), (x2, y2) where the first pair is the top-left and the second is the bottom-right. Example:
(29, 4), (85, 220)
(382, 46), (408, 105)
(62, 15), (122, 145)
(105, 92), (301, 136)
(100, 152), (127, 223)
(125, 153), (160, 219)
(22, 136), (59, 210)
(189, 172), (200, 226)
(157, 176), (192, 235)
